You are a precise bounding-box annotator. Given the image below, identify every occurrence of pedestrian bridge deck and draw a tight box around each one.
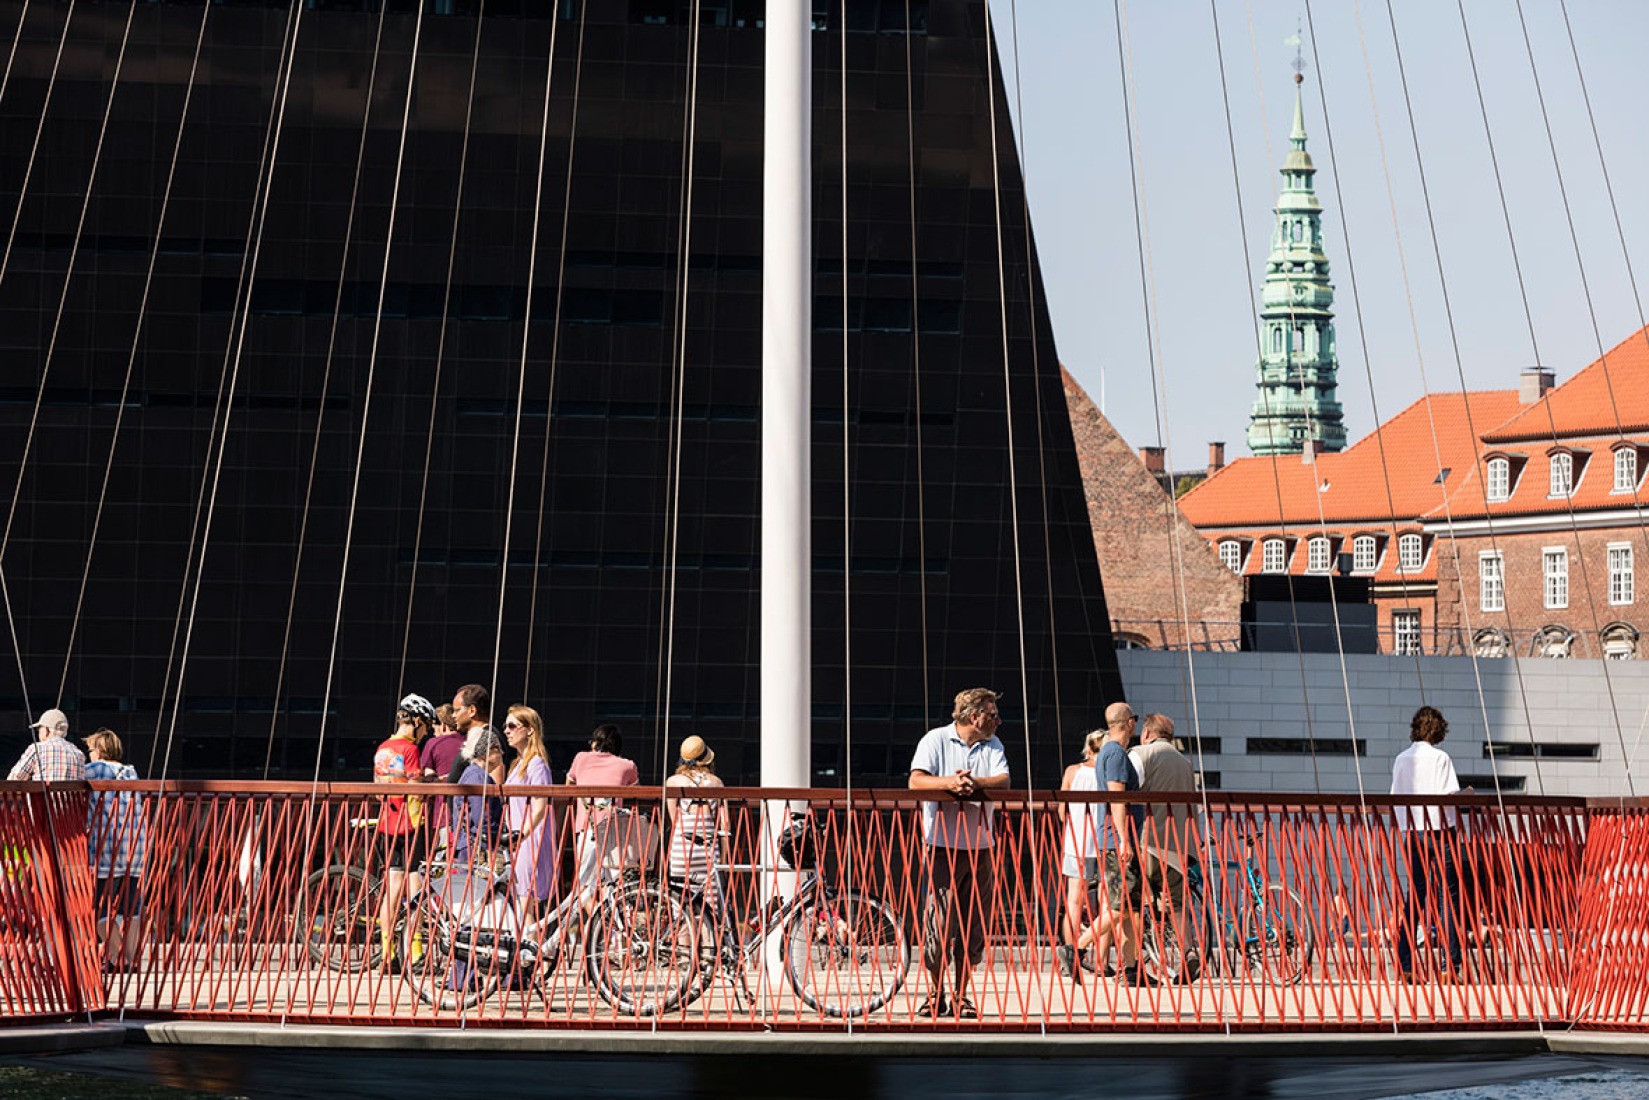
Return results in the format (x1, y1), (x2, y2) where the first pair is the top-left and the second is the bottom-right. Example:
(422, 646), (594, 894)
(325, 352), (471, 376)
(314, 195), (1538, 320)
(2, 782), (1645, 1033)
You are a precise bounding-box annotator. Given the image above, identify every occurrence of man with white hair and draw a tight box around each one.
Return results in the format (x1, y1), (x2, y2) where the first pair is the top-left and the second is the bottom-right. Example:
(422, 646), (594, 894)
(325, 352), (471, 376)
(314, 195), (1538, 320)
(8, 708), (85, 782)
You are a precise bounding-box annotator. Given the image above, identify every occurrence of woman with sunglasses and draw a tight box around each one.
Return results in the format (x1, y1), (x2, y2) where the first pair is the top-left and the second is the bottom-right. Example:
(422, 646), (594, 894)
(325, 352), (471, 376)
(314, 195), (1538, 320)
(503, 705), (557, 916)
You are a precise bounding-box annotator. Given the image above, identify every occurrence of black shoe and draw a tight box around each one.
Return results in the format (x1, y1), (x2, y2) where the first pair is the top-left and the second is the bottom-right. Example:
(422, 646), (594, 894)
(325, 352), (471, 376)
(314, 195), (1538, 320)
(915, 990), (949, 1018)
(1055, 944), (1079, 982)
(1121, 965), (1158, 988)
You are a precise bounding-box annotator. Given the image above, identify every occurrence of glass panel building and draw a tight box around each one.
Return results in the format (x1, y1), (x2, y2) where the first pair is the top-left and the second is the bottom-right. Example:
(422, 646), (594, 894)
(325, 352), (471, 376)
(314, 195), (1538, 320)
(0, 0), (1120, 784)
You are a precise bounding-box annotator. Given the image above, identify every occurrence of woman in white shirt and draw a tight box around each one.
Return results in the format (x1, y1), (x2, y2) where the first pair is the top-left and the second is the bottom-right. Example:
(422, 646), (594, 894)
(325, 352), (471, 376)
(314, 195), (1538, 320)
(1389, 705), (1464, 980)
(1056, 730), (1107, 981)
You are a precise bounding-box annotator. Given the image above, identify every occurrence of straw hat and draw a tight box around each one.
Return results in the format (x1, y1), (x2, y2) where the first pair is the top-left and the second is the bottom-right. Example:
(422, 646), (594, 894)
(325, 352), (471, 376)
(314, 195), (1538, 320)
(678, 734), (715, 767)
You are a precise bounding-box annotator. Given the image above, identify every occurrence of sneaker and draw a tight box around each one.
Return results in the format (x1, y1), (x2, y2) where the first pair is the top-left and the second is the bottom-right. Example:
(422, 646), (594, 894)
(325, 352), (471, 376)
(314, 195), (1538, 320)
(1055, 944), (1077, 980)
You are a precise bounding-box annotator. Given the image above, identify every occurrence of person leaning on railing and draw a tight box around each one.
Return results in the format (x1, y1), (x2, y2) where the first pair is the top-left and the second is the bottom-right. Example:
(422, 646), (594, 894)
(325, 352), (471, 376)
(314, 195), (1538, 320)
(1390, 705), (1466, 982)
(8, 708), (85, 782)
(908, 687), (1010, 1021)
(449, 728), (506, 867)
(84, 728), (147, 973)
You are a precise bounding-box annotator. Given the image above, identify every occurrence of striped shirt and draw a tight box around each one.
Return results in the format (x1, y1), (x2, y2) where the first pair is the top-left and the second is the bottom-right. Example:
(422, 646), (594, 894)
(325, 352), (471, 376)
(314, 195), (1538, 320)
(8, 735), (86, 782)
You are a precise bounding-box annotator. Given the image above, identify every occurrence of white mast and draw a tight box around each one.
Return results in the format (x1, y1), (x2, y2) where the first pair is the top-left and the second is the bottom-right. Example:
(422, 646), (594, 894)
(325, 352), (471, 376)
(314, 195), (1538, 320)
(760, 1), (811, 790)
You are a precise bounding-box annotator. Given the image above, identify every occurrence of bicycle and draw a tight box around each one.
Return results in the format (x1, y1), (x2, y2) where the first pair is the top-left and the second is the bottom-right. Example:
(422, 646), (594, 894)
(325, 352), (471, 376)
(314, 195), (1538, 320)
(584, 815), (910, 1018)
(301, 817), (448, 974)
(1140, 841), (1313, 986)
(398, 831), (683, 1012)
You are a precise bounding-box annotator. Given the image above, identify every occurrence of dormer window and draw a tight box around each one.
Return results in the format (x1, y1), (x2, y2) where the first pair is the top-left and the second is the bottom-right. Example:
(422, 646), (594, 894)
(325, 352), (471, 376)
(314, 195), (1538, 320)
(1614, 447), (1638, 494)
(1218, 540), (1244, 574)
(1352, 535), (1378, 573)
(1262, 538), (1287, 574)
(1398, 533), (1424, 573)
(1486, 457), (1510, 503)
(1549, 452), (1574, 498)
(1306, 536), (1332, 574)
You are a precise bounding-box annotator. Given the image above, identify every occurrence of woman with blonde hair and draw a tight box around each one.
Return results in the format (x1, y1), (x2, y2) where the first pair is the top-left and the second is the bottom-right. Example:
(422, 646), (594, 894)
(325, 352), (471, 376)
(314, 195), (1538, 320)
(1056, 729), (1109, 982)
(503, 705), (557, 913)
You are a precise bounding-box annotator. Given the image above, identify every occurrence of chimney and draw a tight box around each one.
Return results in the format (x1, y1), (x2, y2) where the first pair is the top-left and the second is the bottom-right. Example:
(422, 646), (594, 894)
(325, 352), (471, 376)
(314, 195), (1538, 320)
(1301, 439), (1327, 464)
(1207, 441), (1226, 477)
(1520, 367), (1554, 404)
(1140, 446), (1165, 475)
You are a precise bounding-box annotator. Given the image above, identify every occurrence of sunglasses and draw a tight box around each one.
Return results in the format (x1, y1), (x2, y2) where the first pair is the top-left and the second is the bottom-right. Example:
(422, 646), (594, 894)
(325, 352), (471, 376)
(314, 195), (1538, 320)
(504, 719), (524, 731)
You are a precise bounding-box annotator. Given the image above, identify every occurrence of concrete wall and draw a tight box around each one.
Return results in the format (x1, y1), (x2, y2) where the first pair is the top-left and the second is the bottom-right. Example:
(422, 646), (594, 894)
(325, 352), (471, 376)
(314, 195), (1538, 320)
(1117, 649), (1648, 798)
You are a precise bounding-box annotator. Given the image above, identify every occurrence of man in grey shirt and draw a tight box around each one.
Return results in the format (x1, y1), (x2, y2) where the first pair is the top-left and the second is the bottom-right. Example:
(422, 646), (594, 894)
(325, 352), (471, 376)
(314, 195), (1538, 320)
(1134, 713), (1202, 981)
(909, 687), (1010, 1020)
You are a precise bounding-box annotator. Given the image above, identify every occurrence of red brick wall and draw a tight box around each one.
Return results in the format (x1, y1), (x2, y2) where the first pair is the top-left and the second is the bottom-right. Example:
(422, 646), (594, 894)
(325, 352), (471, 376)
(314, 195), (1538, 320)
(1063, 371), (1243, 649)
(1437, 526), (1648, 657)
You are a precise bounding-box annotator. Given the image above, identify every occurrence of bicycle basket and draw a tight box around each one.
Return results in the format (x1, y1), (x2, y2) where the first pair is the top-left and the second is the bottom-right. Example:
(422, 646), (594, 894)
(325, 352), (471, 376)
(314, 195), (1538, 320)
(778, 815), (815, 871)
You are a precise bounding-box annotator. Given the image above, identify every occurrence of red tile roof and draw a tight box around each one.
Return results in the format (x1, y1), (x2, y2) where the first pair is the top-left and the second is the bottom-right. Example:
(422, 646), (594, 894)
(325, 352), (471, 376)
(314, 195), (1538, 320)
(1483, 325), (1649, 442)
(1178, 389), (1523, 529)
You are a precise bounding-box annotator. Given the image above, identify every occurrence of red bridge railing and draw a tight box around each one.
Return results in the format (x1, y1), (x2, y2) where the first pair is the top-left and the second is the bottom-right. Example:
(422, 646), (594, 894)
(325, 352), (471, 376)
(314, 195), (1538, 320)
(1, 780), (1644, 1032)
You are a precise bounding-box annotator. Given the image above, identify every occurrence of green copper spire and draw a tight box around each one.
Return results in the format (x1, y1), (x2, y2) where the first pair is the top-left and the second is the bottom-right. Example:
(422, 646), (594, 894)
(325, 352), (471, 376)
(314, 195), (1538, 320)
(1246, 69), (1347, 457)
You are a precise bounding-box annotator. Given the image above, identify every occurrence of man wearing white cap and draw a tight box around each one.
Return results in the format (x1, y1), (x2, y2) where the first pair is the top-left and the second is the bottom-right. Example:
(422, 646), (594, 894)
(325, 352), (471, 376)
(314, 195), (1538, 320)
(8, 708), (86, 782)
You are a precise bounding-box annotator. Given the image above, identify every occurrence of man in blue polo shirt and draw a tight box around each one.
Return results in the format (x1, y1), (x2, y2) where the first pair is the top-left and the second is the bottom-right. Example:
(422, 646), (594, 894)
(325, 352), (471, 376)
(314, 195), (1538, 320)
(909, 687), (1011, 1020)
(1096, 700), (1148, 986)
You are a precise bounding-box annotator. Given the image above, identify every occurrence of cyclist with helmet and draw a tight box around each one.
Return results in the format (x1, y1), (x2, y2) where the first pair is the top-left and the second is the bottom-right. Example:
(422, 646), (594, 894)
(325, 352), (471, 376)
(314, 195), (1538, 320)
(374, 693), (436, 971)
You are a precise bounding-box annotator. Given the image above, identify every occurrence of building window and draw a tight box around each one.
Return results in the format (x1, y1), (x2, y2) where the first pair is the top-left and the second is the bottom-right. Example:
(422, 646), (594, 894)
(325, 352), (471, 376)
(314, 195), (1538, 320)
(1602, 622), (1639, 661)
(1486, 457), (1510, 503)
(1306, 537), (1331, 573)
(1473, 626), (1511, 658)
(1615, 448), (1638, 494)
(1609, 543), (1634, 605)
(1272, 328), (1282, 355)
(1534, 624), (1576, 659)
(1544, 547), (1569, 609)
(1219, 540), (1244, 574)
(1549, 452), (1574, 497)
(1262, 538), (1287, 574)
(1392, 609), (1421, 656)
(1480, 551), (1505, 613)
(1398, 533), (1423, 572)
(1352, 535), (1378, 573)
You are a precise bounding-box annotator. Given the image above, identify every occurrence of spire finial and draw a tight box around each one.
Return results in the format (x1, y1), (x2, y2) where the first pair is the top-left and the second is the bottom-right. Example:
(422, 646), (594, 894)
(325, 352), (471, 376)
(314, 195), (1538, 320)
(1285, 20), (1306, 84)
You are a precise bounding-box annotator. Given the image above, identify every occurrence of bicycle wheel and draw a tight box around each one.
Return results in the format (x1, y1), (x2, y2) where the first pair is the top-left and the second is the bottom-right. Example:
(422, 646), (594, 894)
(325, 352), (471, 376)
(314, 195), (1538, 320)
(783, 891), (910, 1018)
(583, 882), (699, 1016)
(401, 900), (497, 1010)
(1240, 883), (1313, 985)
(301, 864), (381, 973)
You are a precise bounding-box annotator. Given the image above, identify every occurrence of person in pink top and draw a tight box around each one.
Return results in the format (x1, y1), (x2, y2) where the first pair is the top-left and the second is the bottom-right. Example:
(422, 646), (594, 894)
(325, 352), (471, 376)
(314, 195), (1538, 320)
(565, 724), (640, 908)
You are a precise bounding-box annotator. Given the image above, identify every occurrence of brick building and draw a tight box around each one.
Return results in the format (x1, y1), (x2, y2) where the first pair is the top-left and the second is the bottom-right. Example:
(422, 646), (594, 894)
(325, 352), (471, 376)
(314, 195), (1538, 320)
(1178, 389), (1522, 653)
(1179, 326), (1649, 658)
(1063, 369), (1242, 649)
(1431, 328), (1649, 659)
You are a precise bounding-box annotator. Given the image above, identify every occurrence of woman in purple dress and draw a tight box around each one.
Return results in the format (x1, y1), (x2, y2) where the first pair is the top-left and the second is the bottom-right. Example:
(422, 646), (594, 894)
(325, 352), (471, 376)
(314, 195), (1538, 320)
(503, 705), (557, 916)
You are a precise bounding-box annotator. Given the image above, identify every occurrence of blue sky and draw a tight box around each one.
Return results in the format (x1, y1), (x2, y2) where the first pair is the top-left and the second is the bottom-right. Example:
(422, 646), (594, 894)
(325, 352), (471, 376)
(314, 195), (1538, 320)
(990, 0), (1649, 465)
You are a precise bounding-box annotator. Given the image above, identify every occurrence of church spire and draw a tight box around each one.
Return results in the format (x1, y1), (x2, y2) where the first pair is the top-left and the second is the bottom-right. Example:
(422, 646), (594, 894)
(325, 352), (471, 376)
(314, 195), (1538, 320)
(1246, 45), (1347, 457)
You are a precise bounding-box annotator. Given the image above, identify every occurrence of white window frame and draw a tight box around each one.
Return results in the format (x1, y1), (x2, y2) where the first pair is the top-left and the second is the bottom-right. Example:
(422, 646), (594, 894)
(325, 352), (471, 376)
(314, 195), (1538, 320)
(1352, 535), (1378, 573)
(1544, 546), (1569, 610)
(1392, 609), (1421, 656)
(1262, 538), (1287, 574)
(1397, 533), (1423, 573)
(1615, 448), (1638, 494)
(1609, 542), (1634, 606)
(1306, 536), (1332, 574)
(1486, 457), (1510, 503)
(1480, 551), (1505, 613)
(1549, 452), (1574, 498)
(1219, 540), (1244, 574)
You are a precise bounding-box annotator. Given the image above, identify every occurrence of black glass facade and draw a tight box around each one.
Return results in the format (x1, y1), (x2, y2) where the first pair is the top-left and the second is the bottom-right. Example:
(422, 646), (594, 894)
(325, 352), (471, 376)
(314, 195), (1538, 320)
(0, 0), (1120, 784)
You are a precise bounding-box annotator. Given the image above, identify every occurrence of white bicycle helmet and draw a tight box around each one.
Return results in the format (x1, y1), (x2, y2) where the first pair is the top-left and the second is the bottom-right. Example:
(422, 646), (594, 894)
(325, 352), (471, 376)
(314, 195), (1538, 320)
(397, 693), (437, 725)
